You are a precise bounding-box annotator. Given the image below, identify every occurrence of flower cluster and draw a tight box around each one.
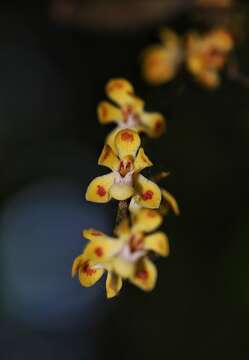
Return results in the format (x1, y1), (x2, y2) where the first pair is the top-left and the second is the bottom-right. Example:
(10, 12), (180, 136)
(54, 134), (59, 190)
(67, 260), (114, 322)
(72, 78), (179, 298)
(142, 27), (234, 89)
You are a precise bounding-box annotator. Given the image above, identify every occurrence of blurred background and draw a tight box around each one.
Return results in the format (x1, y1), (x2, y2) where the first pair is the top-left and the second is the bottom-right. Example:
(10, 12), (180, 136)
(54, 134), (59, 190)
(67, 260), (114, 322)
(1, 1), (249, 359)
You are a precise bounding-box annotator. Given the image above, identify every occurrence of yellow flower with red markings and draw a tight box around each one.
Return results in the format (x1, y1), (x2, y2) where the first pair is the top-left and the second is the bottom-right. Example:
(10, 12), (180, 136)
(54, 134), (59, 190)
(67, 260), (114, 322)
(141, 27), (234, 88)
(72, 209), (169, 297)
(142, 28), (183, 85)
(186, 28), (234, 88)
(85, 129), (161, 208)
(97, 78), (166, 149)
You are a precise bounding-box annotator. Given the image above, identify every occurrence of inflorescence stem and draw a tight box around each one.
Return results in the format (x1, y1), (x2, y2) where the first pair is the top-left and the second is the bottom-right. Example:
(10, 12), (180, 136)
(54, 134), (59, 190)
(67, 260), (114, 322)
(115, 200), (129, 227)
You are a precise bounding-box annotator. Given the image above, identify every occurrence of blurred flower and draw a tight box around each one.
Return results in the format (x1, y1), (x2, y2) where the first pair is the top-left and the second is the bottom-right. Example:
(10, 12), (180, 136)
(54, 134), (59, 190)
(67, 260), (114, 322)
(98, 78), (166, 149)
(142, 29), (183, 85)
(186, 28), (234, 88)
(86, 129), (161, 208)
(141, 27), (234, 88)
(72, 208), (169, 298)
(72, 240), (123, 299)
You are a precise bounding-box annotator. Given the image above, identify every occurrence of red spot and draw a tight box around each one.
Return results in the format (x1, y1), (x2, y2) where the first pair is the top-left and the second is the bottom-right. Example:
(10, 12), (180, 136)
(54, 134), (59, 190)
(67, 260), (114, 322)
(94, 247), (103, 257)
(103, 146), (111, 161)
(82, 262), (96, 276)
(113, 81), (124, 89)
(155, 120), (163, 134)
(91, 231), (103, 236)
(204, 48), (223, 64)
(108, 80), (125, 92)
(209, 48), (222, 58)
(136, 269), (148, 281)
(146, 210), (157, 218)
(97, 185), (106, 197)
(101, 105), (108, 119)
(141, 190), (153, 201)
(121, 131), (134, 142)
(148, 56), (160, 67)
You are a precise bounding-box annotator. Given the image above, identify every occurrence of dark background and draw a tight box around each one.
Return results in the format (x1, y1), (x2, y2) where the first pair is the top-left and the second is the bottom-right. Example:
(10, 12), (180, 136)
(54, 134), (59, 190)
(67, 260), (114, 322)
(1, 2), (249, 359)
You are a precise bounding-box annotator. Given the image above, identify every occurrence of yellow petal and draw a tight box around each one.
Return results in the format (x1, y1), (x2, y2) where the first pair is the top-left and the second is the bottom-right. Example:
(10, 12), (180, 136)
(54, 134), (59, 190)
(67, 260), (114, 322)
(82, 228), (108, 242)
(209, 29), (234, 52)
(85, 173), (115, 203)
(134, 174), (162, 209)
(132, 209), (162, 233)
(144, 232), (169, 257)
(134, 148), (153, 173)
(72, 255), (84, 277)
(84, 238), (123, 263)
(112, 257), (135, 279)
(197, 69), (220, 88)
(130, 258), (157, 291)
(109, 183), (134, 201)
(187, 55), (205, 75)
(105, 127), (121, 153)
(106, 78), (144, 110)
(97, 101), (123, 124)
(106, 78), (134, 98)
(140, 112), (166, 138)
(161, 189), (180, 216)
(114, 217), (130, 237)
(78, 260), (104, 288)
(115, 129), (141, 159)
(106, 272), (123, 299)
(142, 45), (177, 85)
(98, 144), (120, 171)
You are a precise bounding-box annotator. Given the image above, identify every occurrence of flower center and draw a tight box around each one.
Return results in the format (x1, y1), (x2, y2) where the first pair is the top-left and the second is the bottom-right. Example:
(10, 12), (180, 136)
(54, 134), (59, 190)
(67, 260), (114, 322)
(129, 234), (144, 253)
(121, 106), (141, 129)
(119, 155), (134, 177)
(118, 235), (145, 263)
(81, 261), (96, 276)
(204, 47), (224, 66)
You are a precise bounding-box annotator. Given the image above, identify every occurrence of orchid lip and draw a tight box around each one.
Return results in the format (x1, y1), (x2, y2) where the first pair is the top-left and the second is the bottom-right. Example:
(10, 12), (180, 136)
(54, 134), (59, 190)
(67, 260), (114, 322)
(113, 169), (134, 186)
(121, 113), (141, 128)
(118, 244), (145, 263)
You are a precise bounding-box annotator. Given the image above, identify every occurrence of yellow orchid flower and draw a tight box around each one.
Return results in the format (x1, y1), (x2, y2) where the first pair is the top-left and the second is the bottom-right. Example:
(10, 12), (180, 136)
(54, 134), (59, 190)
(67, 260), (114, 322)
(85, 129), (161, 208)
(72, 253), (122, 299)
(97, 78), (166, 149)
(142, 28), (183, 85)
(186, 28), (234, 88)
(141, 27), (234, 89)
(72, 209), (169, 298)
